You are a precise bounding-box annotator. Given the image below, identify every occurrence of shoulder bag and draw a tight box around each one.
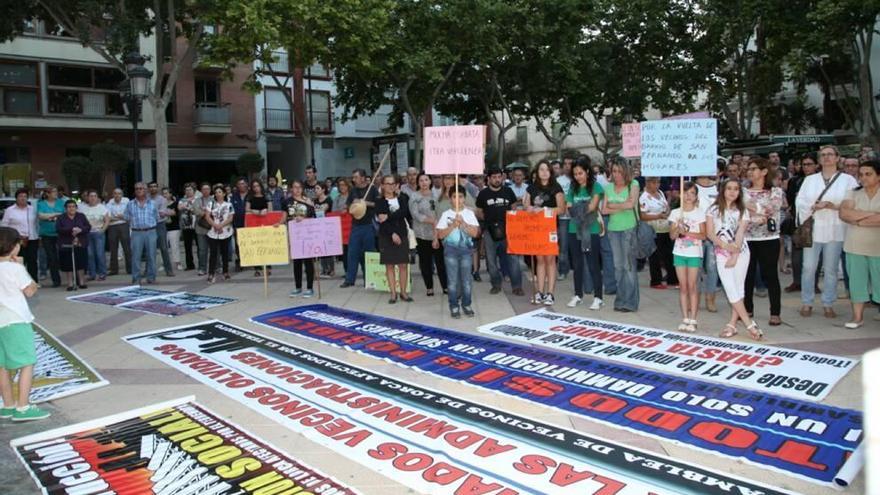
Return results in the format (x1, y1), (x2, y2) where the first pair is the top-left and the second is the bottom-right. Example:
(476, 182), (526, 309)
(793, 173), (840, 249)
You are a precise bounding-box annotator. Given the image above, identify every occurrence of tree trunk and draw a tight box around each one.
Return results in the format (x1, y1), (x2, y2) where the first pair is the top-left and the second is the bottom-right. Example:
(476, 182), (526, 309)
(154, 101), (169, 185)
(496, 126), (506, 167)
(413, 117), (424, 170)
(857, 32), (879, 148)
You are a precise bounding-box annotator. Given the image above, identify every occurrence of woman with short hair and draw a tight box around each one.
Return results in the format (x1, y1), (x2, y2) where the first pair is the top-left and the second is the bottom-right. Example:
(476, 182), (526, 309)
(56, 200), (90, 290)
(78, 190), (109, 281)
(839, 160), (880, 328)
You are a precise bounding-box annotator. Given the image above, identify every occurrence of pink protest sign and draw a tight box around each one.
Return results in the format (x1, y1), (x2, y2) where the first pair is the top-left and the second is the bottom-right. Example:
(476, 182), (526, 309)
(622, 123), (641, 158)
(288, 216), (344, 260)
(424, 125), (486, 175)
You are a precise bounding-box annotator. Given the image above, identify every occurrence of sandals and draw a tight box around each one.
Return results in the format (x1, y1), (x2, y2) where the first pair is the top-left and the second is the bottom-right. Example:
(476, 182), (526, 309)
(677, 319), (698, 333)
(746, 322), (764, 341)
(719, 324), (738, 338)
(768, 316), (782, 326)
(388, 296), (397, 304)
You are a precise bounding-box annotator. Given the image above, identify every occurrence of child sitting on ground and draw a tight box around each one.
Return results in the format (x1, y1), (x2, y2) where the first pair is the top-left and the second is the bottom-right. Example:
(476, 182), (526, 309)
(0, 226), (49, 421)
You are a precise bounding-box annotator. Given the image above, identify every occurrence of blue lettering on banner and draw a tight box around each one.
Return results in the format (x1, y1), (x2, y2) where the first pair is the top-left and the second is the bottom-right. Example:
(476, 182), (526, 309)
(251, 304), (862, 487)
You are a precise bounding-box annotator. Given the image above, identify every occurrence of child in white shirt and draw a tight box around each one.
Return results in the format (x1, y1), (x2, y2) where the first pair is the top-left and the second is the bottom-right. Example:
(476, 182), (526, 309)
(436, 186), (481, 318)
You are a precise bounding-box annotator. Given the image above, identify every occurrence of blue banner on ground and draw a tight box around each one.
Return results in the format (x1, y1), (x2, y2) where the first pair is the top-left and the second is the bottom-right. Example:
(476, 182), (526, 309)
(252, 304), (862, 487)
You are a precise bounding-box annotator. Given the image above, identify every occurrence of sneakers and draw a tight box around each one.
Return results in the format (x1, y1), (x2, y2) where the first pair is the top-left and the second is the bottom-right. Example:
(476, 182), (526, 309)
(472, 272), (482, 282)
(463, 306), (475, 317)
(557, 273), (567, 281)
(302, 289), (314, 298)
(0, 407), (14, 419)
(12, 405), (50, 422)
(289, 288), (303, 297)
(543, 293), (555, 306)
(490, 286), (502, 295)
(340, 282), (354, 288)
(589, 298), (604, 310)
(450, 307), (461, 319)
(567, 295), (582, 308)
(532, 292), (545, 305)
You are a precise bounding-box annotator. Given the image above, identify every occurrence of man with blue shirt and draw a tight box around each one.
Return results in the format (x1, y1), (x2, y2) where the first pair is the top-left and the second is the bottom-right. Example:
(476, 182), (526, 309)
(125, 182), (159, 284)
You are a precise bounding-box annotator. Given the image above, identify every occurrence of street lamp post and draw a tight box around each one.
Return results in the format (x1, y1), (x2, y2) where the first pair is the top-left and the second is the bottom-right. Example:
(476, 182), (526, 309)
(122, 52), (152, 184)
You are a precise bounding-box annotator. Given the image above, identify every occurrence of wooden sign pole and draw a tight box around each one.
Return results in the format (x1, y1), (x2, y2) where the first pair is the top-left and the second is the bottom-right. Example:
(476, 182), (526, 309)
(313, 258), (321, 299)
(263, 264), (268, 298)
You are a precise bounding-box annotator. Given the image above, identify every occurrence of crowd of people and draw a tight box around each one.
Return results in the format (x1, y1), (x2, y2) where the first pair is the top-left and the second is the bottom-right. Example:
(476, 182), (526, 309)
(0, 145), (878, 333)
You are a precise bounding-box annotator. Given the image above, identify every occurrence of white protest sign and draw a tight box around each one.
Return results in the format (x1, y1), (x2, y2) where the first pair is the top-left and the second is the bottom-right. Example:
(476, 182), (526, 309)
(640, 118), (717, 176)
(478, 309), (857, 401)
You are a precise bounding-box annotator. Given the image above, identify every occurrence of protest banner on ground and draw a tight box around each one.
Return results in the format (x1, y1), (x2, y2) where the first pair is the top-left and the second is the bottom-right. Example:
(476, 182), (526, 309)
(67, 285), (171, 306)
(252, 304), (863, 487)
(126, 321), (791, 495)
(236, 225), (290, 266)
(327, 211), (353, 244)
(364, 251), (411, 291)
(640, 118), (717, 177)
(244, 211), (285, 227)
(116, 292), (236, 317)
(424, 125), (486, 175)
(622, 123), (641, 158)
(505, 209), (558, 256)
(12, 396), (358, 495)
(477, 309), (856, 401)
(27, 324), (108, 403)
(289, 216), (344, 259)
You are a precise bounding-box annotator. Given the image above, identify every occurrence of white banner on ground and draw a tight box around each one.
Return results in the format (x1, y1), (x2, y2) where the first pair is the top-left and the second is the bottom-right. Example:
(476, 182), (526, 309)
(478, 309), (856, 401)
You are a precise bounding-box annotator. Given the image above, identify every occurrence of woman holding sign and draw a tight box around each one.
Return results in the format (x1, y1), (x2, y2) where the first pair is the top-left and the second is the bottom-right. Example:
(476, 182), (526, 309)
(246, 180), (273, 277)
(601, 158), (641, 312)
(279, 181), (316, 297)
(524, 160), (566, 306)
(376, 174), (412, 304)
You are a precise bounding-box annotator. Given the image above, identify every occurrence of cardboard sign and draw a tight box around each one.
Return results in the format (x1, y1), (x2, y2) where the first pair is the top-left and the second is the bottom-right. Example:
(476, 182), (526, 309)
(505, 209), (558, 255)
(12, 397), (358, 495)
(253, 305), (864, 488)
(364, 251), (411, 291)
(127, 322), (789, 495)
(27, 324), (108, 403)
(236, 225), (290, 266)
(621, 123), (641, 158)
(244, 211), (285, 227)
(640, 118), (717, 177)
(116, 292), (236, 317)
(424, 125), (485, 175)
(288, 216), (344, 259)
(478, 309), (857, 401)
(326, 211), (352, 244)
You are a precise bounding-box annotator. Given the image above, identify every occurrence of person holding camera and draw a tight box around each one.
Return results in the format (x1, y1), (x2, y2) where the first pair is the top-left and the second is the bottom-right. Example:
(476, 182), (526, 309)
(743, 157), (785, 326)
(476, 167), (524, 297)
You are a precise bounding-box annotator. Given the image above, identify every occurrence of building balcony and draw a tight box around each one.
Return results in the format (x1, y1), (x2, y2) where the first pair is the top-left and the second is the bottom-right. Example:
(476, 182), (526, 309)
(193, 103), (231, 134)
(264, 107), (293, 131)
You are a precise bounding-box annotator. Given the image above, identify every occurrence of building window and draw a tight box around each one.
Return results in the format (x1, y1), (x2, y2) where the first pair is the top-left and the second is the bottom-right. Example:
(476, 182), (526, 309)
(305, 63), (330, 79)
(46, 63), (126, 116)
(0, 61), (39, 114)
(194, 79), (220, 105)
(305, 90), (332, 132)
(516, 125), (529, 153)
(264, 87), (292, 130)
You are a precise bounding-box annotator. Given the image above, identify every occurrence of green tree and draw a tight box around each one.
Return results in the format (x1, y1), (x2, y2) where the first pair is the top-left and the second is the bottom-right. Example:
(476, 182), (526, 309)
(90, 142), (129, 193)
(202, 0), (391, 170)
(236, 152), (264, 180)
(61, 155), (96, 192)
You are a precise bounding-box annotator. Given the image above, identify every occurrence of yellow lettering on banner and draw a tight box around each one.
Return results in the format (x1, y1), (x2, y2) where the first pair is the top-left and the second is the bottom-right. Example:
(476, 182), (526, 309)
(237, 226), (290, 267)
(180, 434), (224, 454)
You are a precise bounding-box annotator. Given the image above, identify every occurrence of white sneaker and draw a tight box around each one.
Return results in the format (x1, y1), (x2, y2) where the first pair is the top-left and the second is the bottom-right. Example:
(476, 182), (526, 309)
(589, 298), (604, 310)
(543, 293), (555, 306)
(567, 295), (582, 308)
(532, 292), (545, 305)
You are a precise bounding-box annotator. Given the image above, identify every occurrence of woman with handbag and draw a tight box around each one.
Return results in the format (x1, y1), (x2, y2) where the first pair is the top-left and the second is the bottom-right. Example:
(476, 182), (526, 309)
(601, 158), (641, 312)
(410, 173), (447, 296)
(524, 160), (566, 306)
(640, 177), (676, 289)
(743, 158), (785, 326)
(375, 174), (413, 304)
(839, 160), (880, 329)
(795, 145), (859, 318)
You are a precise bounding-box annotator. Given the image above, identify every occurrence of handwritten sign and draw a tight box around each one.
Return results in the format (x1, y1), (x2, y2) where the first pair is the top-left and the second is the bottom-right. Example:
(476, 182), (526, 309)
(289, 216), (343, 259)
(326, 211), (352, 244)
(364, 251), (411, 291)
(424, 125), (485, 175)
(236, 226), (290, 266)
(640, 118), (717, 177)
(245, 211), (284, 227)
(621, 123), (641, 158)
(506, 210), (558, 256)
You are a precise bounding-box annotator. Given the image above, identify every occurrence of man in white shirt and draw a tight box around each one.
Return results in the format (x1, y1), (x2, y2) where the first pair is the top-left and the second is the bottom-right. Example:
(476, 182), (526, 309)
(400, 167), (419, 197)
(105, 188), (131, 275)
(0, 188), (38, 280)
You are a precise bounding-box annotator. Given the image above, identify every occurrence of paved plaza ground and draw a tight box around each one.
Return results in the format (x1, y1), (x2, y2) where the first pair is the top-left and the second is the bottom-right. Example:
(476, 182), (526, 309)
(1, 259), (876, 495)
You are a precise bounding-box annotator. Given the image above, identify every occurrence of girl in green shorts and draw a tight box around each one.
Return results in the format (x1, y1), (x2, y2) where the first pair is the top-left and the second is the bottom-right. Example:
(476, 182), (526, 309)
(668, 183), (706, 333)
(0, 227), (49, 421)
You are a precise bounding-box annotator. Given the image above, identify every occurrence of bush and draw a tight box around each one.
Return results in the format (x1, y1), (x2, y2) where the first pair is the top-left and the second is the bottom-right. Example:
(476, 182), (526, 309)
(61, 156), (96, 192)
(236, 152), (264, 179)
(91, 143), (129, 174)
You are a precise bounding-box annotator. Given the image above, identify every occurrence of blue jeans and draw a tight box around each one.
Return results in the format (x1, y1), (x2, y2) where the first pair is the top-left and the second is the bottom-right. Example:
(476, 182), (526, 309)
(345, 224), (376, 284)
(484, 234), (522, 290)
(156, 222), (173, 275)
(196, 233), (209, 273)
(86, 231), (107, 278)
(445, 251), (473, 309)
(608, 228), (639, 311)
(599, 225), (616, 294)
(557, 218), (570, 276)
(701, 240), (720, 293)
(130, 229), (157, 283)
(569, 232), (603, 298)
(802, 241), (843, 307)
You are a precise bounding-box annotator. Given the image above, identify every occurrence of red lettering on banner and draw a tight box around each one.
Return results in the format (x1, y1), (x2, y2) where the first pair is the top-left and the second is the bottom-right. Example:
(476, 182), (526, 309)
(266, 315), (302, 328)
(513, 454), (555, 475)
(331, 427), (372, 447)
(755, 440), (828, 471)
(549, 464), (594, 486)
(394, 452), (435, 472)
(444, 431), (485, 450)
(369, 442), (407, 460)
(409, 418), (458, 438)
(434, 356), (475, 372)
(301, 413), (334, 427)
(423, 463), (468, 485)
(624, 406), (690, 432)
(341, 335), (374, 346)
(469, 368), (509, 383)
(392, 349), (428, 361)
(689, 422), (758, 448)
(473, 439), (516, 458)
(315, 418), (356, 437)
(454, 475), (511, 495)
(503, 376), (563, 398)
(366, 341), (400, 353)
(569, 393), (627, 413)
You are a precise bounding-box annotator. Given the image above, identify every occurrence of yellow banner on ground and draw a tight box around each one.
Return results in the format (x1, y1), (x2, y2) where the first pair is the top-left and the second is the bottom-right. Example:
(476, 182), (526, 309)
(236, 226), (290, 266)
